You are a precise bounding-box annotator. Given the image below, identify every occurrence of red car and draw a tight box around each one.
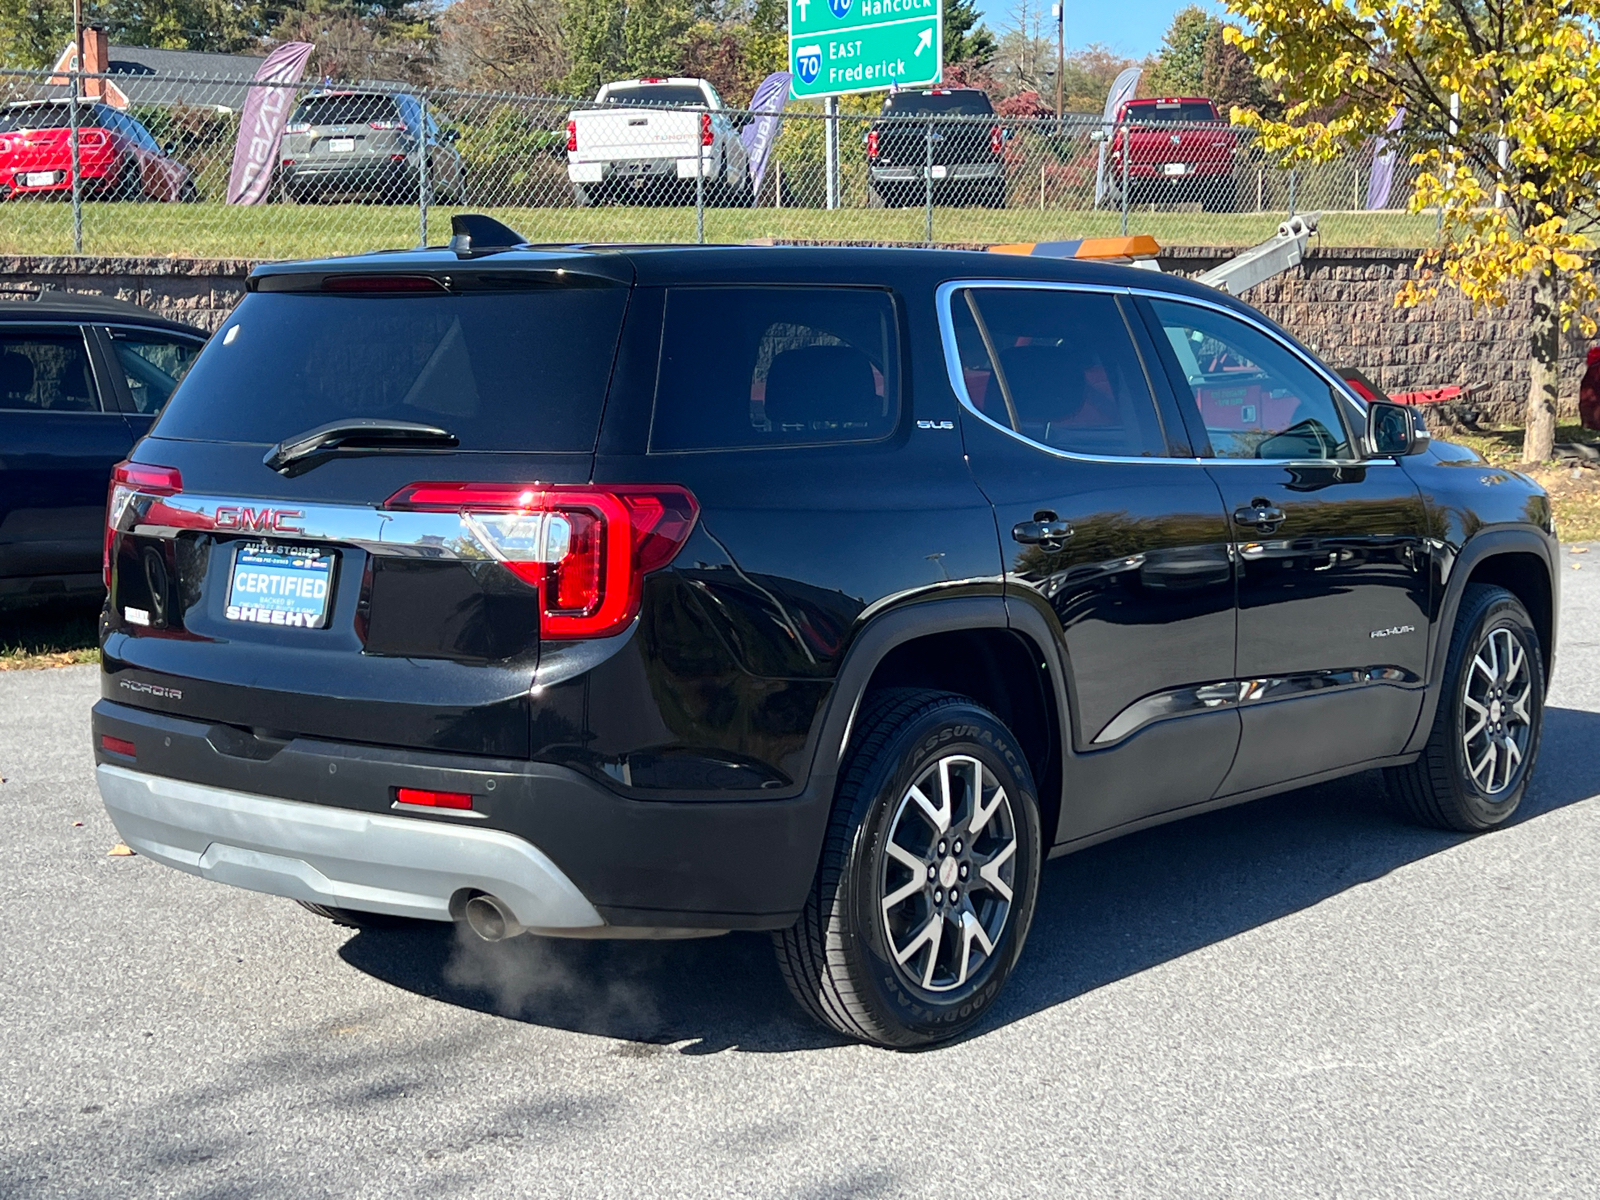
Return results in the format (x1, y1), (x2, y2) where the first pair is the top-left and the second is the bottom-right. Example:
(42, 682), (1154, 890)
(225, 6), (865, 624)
(0, 100), (196, 202)
(1108, 96), (1239, 212)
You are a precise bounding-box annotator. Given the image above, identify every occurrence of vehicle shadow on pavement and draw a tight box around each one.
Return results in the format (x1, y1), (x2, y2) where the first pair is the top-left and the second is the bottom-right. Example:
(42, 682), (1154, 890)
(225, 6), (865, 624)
(339, 705), (1600, 1053)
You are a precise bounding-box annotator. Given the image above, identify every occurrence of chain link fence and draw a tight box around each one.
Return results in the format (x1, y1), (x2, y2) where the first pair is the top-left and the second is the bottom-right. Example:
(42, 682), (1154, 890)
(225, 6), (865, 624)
(0, 67), (1441, 260)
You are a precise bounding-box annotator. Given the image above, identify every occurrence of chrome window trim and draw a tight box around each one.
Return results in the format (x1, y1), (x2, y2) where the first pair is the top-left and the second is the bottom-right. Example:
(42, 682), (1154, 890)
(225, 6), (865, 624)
(934, 278), (1391, 469)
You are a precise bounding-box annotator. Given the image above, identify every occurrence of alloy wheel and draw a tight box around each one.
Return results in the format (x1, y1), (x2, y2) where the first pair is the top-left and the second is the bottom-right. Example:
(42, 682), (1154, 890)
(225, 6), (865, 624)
(1461, 626), (1534, 796)
(879, 754), (1018, 994)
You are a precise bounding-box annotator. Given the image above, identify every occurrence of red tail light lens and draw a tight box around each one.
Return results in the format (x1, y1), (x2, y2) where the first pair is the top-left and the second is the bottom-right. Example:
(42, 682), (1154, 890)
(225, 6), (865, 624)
(396, 787), (472, 810)
(369, 120), (407, 131)
(701, 112), (713, 147)
(866, 129), (879, 158)
(100, 734), (136, 758)
(105, 461), (182, 588)
(990, 124), (1004, 155)
(384, 483), (699, 639)
(566, 119), (577, 152)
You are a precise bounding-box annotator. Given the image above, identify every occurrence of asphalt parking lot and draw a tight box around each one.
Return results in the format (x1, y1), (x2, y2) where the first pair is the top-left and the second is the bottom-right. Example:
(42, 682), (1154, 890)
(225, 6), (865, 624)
(3, 553), (1598, 1199)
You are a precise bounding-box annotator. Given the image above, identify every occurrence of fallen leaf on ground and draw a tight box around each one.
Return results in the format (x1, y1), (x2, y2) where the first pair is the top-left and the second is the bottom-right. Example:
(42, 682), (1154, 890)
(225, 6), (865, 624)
(1573, 546), (1590, 553)
(72, 821), (83, 827)
(107, 843), (135, 857)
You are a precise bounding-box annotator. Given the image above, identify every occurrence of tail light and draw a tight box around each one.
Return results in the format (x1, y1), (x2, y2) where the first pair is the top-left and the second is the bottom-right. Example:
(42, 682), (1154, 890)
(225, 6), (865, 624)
(701, 112), (713, 147)
(285, 122), (310, 135)
(566, 119), (577, 152)
(384, 482), (699, 639)
(990, 125), (1004, 155)
(369, 119), (407, 131)
(100, 734), (136, 758)
(105, 461), (182, 588)
(395, 787), (472, 810)
(866, 129), (879, 158)
(74, 129), (107, 149)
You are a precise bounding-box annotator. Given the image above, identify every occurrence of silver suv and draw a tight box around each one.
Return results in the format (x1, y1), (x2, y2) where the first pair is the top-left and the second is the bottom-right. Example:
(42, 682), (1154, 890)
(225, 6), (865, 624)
(279, 90), (464, 204)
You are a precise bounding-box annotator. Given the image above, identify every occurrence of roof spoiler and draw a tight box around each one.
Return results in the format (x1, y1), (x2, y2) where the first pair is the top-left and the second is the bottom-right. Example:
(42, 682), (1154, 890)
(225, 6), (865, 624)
(448, 214), (530, 257)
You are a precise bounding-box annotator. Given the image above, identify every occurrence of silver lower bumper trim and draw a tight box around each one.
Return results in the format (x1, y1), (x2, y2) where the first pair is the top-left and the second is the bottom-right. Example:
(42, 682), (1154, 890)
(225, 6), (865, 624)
(96, 764), (605, 932)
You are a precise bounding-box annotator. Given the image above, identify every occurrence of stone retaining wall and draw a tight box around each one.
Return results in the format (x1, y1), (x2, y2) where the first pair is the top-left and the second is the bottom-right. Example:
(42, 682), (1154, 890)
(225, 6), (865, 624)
(1159, 246), (1586, 423)
(1, 249), (1585, 423)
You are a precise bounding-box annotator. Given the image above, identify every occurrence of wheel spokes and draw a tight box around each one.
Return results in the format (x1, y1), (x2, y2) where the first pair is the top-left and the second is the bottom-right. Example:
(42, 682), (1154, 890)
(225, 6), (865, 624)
(882, 841), (927, 915)
(977, 837), (1017, 902)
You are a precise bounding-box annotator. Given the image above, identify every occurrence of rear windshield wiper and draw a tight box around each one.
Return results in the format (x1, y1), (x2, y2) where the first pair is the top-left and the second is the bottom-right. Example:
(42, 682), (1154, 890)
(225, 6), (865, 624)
(264, 419), (459, 475)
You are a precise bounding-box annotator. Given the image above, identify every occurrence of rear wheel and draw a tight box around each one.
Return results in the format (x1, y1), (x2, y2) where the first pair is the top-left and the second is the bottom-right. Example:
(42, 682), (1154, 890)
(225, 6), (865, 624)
(773, 689), (1042, 1047)
(1386, 584), (1545, 831)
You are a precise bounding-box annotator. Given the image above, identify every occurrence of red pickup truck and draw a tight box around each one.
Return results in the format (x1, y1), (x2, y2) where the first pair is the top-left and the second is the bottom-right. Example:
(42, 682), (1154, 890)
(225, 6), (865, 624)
(1108, 96), (1239, 212)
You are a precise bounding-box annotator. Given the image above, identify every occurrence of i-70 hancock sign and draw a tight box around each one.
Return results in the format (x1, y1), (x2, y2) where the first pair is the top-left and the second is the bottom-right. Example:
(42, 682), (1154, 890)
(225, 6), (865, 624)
(789, 0), (942, 99)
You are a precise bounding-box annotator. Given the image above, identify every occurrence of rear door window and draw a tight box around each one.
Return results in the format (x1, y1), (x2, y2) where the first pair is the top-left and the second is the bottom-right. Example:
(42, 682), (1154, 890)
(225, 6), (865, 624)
(294, 94), (400, 126)
(949, 287), (1167, 458)
(154, 285), (628, 450)
(0, 331), (100, 412)
(883, 91), (995, 116)
(649, 287), (899, 451)
(109, 330), (204, 415)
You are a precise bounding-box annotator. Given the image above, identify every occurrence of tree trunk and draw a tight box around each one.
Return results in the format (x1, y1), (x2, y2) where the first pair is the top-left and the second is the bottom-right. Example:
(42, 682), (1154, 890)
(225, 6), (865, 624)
(1523, 261), (1560, 465)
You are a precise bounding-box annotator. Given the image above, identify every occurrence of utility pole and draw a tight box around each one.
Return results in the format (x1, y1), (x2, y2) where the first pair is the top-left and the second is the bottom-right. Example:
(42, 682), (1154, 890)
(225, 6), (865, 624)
(69, 0), (83, 254)
(1051, 2), (1063, 119)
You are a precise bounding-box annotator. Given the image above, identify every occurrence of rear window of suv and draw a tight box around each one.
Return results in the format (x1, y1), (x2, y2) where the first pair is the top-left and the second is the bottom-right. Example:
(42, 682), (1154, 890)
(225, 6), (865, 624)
(292, 94), (401, 126)
(604, 85), (709, 107)
(154, 286), (628, 451)
(882, 91), (994, 116)
(650, 287), (899, 451)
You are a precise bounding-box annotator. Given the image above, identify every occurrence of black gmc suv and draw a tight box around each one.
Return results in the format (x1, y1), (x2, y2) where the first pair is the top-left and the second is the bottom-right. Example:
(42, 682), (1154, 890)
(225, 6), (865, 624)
(94, 221), (1557, 1047)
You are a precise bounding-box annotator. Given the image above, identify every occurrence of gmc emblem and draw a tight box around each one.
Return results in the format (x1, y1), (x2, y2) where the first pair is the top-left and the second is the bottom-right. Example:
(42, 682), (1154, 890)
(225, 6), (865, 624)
(214, 506), (305, 534)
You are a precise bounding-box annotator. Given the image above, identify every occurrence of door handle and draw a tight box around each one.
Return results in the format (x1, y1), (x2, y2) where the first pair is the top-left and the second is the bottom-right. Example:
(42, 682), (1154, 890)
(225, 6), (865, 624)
(1233, 500), (1286, 532)
(1012, 511), (1075, 547)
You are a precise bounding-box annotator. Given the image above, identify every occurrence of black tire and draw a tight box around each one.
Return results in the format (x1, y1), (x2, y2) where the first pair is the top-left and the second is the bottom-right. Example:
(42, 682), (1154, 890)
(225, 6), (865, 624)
(295, 899), (420, 930)
(112, 159), (144, 202)
(1204, 179), (1239, 213)
(1386, 584), (1545, 832)
(572, 182), (595, 207)
(773, 689), (1043, 1048)
(178, 179), (199, 203)
(981, 177), (1007, 208)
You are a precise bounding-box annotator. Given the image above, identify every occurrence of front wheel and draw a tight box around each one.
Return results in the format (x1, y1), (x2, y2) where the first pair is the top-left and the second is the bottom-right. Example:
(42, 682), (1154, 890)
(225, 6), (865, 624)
(773, 689), (1042, 1047)
(1386, 584), (1545, 831)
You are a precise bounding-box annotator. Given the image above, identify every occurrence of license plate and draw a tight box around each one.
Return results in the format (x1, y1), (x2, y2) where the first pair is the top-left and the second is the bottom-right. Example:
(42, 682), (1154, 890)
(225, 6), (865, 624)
(1163, 162), (1191, 176)
(22, 171), (63, 186)
(225, 544), (334, 629)
(328, 138), (355, 153)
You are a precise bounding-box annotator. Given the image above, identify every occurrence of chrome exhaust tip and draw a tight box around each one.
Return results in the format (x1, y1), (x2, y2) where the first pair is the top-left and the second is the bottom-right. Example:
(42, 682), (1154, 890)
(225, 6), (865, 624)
(462, 892), (524, 942)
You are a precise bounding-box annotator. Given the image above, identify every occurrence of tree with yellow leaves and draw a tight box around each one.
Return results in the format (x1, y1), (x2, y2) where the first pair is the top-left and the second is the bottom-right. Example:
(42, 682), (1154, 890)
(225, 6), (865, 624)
(1225, 0), (1600, 463)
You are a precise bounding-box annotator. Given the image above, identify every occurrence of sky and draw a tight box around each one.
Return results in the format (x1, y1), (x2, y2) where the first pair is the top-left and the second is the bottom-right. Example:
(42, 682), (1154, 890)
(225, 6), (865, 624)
(971, 0), (1225, 61)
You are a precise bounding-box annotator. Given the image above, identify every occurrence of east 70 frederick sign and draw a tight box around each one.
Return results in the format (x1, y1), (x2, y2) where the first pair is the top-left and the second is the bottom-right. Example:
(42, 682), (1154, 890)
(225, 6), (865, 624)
(789, 0), (943, 99)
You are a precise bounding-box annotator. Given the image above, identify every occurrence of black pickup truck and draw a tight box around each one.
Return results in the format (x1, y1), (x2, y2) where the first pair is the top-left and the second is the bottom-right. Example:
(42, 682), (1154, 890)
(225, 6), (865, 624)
(94, 220), (1556, 1047)
(866, 87), (1007, 208)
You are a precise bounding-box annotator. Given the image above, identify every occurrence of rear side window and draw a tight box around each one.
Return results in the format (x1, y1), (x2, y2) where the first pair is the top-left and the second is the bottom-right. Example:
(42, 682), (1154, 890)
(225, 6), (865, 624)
(0, 332), (98, 412)
(650, 287), (899, 452)
(155, 287), (628, 451)
(293, 94), (400, 125)
(950, 287), (1166, 458)
(111, 332), (203, 415)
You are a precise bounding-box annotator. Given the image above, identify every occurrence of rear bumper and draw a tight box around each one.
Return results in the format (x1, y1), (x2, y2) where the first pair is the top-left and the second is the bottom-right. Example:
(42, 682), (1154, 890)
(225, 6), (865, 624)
(281, 160), (411, 191)
(98, 763), (606, 932)
(870, 162), (1001, 183)
(92, 698), (828, 931)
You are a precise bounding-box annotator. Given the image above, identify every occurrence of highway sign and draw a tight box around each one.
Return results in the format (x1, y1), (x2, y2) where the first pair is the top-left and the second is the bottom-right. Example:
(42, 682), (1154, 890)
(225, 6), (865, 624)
(789, 0), (942, 99)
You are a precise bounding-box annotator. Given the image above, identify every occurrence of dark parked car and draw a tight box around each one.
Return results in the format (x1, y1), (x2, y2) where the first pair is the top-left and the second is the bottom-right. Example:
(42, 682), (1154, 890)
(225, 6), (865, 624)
(279, 90), (464, 204)
(866, 87), (1007, 208)
(93, 221), (1557, 1047)
(0, 289), (204, 609)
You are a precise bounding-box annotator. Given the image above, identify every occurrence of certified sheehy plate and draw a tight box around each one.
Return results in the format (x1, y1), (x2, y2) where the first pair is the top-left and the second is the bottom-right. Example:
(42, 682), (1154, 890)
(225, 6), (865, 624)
(328, 137), (356, 153)
(225, 543), (334, 629)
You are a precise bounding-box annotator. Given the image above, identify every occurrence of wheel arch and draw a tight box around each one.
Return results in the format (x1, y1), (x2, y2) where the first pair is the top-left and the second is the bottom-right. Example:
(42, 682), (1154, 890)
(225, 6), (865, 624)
(1405, 528), (1558, 756)
(802, 596), (1068, 849)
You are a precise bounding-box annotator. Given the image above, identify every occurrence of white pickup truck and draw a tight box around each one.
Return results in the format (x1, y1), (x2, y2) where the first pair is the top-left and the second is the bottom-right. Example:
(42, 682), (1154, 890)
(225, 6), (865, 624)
(566, 77), (752, 207)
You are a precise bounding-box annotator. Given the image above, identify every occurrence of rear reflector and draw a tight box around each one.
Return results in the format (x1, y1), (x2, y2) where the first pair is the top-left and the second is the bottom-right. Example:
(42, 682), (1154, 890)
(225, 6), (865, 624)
(396, 787), (472, 810)
(383, 482), (699, 639)
(100, 735), (136, 758)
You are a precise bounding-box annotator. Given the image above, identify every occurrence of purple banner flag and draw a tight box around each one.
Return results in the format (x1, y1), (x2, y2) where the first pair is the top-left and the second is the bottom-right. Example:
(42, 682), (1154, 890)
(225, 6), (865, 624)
(1366, 108), (1404, 210)
(226, 42), (315, 206)
(740, 72), (792, 198)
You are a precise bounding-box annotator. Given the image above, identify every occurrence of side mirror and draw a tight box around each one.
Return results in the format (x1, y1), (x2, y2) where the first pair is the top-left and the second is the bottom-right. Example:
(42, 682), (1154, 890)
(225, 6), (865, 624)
(1089, 129), (1108, 143)
(442, 128), (459, 143)
(1366, 400), (1431, 457)
(162, 140), (177, 156)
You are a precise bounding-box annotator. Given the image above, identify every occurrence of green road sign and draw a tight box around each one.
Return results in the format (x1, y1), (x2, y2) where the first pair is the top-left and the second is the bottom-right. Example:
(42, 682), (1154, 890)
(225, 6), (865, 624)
(789, 0), (943, 99)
